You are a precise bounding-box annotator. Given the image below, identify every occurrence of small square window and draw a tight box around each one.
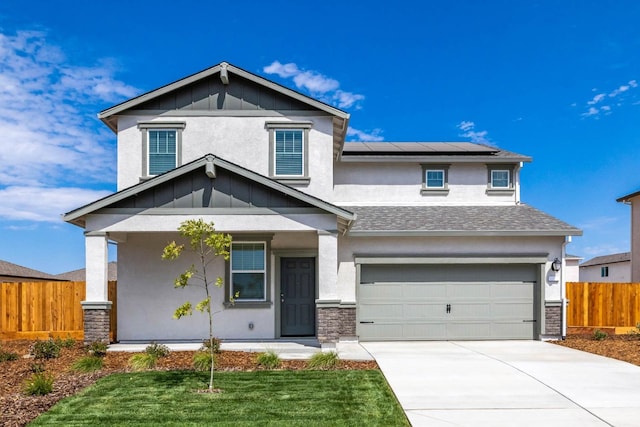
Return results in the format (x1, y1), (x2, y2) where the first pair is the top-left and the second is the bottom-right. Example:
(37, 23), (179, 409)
(231, 242), (266, 301)
(491, 170), (510, 188)
(601, 266), (609, 277)
(426, 170), (445, 188)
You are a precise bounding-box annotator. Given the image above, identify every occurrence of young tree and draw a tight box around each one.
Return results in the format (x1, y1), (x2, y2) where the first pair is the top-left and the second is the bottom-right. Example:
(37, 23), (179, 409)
(162, 219), (232, 391)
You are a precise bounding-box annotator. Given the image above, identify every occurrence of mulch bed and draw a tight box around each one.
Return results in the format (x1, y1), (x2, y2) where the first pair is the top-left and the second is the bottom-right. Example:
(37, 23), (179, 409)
(551, 333), (640, 366)
(0, 340), (377, 427)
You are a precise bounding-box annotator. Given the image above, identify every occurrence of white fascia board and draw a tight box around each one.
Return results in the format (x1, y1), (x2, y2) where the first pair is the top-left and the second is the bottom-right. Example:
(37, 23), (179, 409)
(347, 230), (583, 237)
(354, 254), (551, 265)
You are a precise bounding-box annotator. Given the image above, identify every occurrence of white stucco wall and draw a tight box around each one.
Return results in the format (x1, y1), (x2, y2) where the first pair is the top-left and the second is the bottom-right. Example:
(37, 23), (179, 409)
(579, 262), (631, 283)
(117, 231), (321, 341)
(336, 235), (565, 303)
(564, 258), (581, 282)
(117, 115), (335, 201)
(333, 162), (519, 205)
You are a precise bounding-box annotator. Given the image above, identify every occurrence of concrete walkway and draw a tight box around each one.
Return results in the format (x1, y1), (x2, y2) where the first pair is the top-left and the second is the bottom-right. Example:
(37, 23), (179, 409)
(108, 339), (373, 361)
(363, 341), (640, 427)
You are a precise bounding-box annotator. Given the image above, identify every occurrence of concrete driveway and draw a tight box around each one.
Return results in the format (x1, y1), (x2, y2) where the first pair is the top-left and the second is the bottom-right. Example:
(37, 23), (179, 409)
(362, 341), (640, 427)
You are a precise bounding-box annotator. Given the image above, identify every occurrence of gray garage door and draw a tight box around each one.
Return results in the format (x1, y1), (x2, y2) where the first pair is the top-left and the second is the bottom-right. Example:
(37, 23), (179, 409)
(357, 264), (538, 341)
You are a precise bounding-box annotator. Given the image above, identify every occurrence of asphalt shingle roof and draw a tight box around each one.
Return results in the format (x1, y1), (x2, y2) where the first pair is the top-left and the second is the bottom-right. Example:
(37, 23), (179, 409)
(580, 252), (631, 267)
(0, 260), (59, 280)
(55, 262), (118, 281)
(346, 205), (581, 235)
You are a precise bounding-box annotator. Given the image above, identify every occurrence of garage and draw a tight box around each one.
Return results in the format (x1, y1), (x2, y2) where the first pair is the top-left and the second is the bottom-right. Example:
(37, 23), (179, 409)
(357, 262), (541, 341)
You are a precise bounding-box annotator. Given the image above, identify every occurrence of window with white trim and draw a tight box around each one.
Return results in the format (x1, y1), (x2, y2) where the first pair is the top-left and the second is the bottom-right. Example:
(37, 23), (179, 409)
(490, 170), (510, 188)
(421, 164), (450, 194)
(274, 129), (304, 176)
(230, 242), (266, 301)
(601, 266), (609, 277)
(148, 129), (177, 175)
(426, 170), (445, 188)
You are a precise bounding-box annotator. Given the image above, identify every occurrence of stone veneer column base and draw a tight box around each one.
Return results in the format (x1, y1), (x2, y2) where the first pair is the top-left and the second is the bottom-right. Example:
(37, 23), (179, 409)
(544, 303), (562, 336)
(82, 302), (112, 344)
(317, 303), (356, 343)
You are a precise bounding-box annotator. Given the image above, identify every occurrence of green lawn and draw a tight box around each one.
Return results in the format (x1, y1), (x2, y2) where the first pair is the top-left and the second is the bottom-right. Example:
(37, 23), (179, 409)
(30, 370), (409, 426)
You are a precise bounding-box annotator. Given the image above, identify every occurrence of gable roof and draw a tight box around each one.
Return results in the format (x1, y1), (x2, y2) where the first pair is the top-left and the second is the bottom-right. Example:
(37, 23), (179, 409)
(341, 142), (532, 163)
(0, 259), (61, 281)
(580, 252), (631, 267)
(98, 62), (350, 157)
(345, 205), (582, 237)
(55, 262), (117, 281)
(617, 189), (640, 203)
(63, 154), (356, 232)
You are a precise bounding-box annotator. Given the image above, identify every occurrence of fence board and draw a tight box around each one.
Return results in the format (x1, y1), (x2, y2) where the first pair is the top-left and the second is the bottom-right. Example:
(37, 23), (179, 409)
(0, 281), (117, 341)
(567, 282), (640, 328)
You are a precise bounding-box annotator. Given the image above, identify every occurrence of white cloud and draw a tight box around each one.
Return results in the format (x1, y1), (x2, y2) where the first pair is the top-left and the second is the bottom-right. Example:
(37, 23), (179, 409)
(0, 186), (111, 222)
(581, 79), (638, 117)
(347, 127), (384, 142)
(456, 121), (491, 145)
(0, 30), (138, 222)
(581, 244), (627, 257)
(578, 216), (619, 230)
(263, 60), (365, 110)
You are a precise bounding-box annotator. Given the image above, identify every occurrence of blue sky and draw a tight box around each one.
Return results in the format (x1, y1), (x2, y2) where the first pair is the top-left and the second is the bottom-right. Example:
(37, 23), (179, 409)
(0, 0), (638, 274)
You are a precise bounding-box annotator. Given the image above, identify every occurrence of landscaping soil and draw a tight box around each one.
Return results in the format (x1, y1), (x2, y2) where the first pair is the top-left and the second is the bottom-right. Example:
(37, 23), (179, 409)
(0, 341), (377, 427)
(552, 334), (640, 366)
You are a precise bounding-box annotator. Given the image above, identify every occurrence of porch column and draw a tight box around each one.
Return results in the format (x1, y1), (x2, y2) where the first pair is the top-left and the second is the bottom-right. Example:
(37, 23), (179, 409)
(81, 232), (112, 343)
(316, 231), (354, 343)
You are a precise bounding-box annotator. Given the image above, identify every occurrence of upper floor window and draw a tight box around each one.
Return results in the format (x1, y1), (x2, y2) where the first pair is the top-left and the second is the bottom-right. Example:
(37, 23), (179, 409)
(601, 266), (609, 277)
(266, 121), (311, 184)
(421, 164), (450, 195)
(138, 122), (185, 178)
(275, 130), (304, 176)
(148, 130), (177, 175)
(491, 170), (510, 188)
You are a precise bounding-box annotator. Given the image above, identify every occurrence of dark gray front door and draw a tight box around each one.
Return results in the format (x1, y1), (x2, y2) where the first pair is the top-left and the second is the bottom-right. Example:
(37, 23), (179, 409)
(280, 257), (315, 336)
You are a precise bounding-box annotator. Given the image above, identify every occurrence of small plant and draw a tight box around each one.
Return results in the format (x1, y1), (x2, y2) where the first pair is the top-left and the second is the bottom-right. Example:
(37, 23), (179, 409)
(23, 372), (54, 396)
(193, 351), (214, 372)
(71, 356), (104, 372)
(29, 362), (45, 374)
(306, 351), (339, 370)
(628, 323), (640, 338)
(201, 337), (222, 354)
(0, 345), (19, 362)
(54, 335), (76, 349)
(145, 342), (170, 358)
(31, 338), (61, 360)
(86, 341), (108, 357)
(256, 351), (281, 369)
(593, 329), (608, 341)
(128, 353), (158, 371)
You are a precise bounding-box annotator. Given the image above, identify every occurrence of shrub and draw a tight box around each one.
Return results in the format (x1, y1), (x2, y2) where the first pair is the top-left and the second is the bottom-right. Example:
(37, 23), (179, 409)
(200, 337), (221, 354)
(86, 341), (108, 358)
(145, 342), (170, 358)
(54, 336), (76, 349)
(72, 356), (104, 372)
(129, 353), (158, 371)
(30, 362), (45, 374)
(593, 329), (608, 341)
(306, 351), (339, 370)
(0, 345), (19, 362)
(256, 351), (281, 369)
(629, 323), (640, 338)
(193, 351), (214, 372)
(23, 372), (54, 396)
(31, 338), (61, 360)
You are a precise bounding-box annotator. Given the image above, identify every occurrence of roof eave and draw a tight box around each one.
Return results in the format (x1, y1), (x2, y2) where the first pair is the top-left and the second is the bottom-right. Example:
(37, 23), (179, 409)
(339, 155), (532, 163)
(617, 189), (640, 203)
(347, 229), (583, 237)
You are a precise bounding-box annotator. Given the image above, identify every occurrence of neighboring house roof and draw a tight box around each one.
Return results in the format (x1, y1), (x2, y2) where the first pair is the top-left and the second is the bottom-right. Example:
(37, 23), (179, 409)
(0, 259), (61, 281)
(344, 205), (582, 237)
(55, 262), (117, 281)
(617, 189), (640, 203)
(565, 254), (583, 260)
(340, 142), (532, 163)
(63, 154), (356, 232)
(97, 61), (350, 157)
(580, 252), (631, 267)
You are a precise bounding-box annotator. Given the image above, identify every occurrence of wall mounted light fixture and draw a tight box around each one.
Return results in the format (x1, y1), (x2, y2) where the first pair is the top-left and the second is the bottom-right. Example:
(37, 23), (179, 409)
(551, 258), (562, 272)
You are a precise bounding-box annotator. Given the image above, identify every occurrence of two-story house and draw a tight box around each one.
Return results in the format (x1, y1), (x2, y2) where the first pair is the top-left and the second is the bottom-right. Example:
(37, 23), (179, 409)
(64, 62), (581, 344)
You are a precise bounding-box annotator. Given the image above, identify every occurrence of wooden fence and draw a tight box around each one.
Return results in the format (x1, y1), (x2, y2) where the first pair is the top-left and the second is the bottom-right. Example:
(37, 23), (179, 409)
(0, 281), (117, 341)
(567, 282), (640, 331)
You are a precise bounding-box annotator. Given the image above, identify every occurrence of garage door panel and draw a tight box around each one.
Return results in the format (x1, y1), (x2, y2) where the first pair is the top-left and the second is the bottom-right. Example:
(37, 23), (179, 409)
(358, 264), (537, 341)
